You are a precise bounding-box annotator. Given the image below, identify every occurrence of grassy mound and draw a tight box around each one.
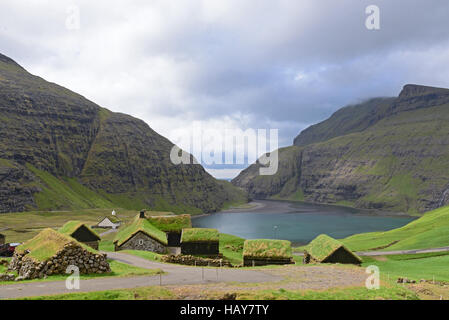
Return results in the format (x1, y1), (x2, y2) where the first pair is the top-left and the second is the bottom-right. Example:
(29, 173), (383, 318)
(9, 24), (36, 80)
(58, 221), (100, 239)
(147, 214), (191, 232)
(343, 205), (449, 252)
(243, 239), (292, 259)
(16, 228), (95, 262)
(181, 228), (219, 243)
(305, 234), (361, 263)
(114, 218), (167, 246)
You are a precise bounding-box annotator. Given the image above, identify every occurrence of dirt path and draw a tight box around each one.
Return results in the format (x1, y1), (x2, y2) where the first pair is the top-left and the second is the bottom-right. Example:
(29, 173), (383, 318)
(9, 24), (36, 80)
(98, 229), (118, 237)
(0, 252), (282, 299)
(0, 252), (371, 299)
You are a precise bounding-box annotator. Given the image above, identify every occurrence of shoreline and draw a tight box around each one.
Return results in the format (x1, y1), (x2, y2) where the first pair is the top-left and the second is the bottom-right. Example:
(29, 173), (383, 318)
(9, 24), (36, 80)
(192, 199), (416, 219)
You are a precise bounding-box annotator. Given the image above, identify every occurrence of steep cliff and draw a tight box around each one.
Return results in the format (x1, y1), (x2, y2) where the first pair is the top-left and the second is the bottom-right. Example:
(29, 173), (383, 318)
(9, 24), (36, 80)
(233, 84), (449, 214)
(0, 53), (246, 214)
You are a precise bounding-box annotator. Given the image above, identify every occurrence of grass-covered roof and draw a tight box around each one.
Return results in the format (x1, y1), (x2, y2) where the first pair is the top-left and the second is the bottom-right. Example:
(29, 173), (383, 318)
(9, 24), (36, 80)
(305, 234), (362, 263)
(114, 218), (168, 247)
(243, 239), (292, 259)
(16, 228), (96, 262)
(147, 214), (192, 232)
(181, 228), (219, 243)
(58, 221), (100, 240)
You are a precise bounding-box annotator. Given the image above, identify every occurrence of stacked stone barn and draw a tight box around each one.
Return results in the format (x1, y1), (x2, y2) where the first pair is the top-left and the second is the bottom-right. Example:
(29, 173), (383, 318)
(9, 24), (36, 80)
(303, 234), (362, 265)
(180, 228), (219, 256)
(147, 214), (191, 247)
(243, 239), (294, 266)
(113, 215), (168, 253)
(59, 221), (101, 250)
(9, 228), (110, 280)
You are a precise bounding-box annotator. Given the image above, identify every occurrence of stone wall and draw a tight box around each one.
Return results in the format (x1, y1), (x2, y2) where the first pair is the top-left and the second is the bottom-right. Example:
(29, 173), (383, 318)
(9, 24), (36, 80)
(116, 231), (166, 254)
(9, 242), (110, 280)
(161, 254), (232, 267)
(243, 257), (294, 267)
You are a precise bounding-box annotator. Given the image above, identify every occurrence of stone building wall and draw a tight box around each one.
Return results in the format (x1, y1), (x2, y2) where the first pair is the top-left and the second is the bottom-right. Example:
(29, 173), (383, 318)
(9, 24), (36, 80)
(116, 231), (166, 253)
(81, 241), (99, 250)
(9, 242), (110, 280)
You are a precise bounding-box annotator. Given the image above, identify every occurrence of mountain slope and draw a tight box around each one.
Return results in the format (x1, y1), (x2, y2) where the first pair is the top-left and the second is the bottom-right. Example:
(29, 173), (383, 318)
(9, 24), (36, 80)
(0, 53), (246, 214)
(233, 84), (449, 214)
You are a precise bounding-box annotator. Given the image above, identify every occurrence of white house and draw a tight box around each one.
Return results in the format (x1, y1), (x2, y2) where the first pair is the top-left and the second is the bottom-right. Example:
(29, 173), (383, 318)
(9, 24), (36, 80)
(95, 216), (121, 229)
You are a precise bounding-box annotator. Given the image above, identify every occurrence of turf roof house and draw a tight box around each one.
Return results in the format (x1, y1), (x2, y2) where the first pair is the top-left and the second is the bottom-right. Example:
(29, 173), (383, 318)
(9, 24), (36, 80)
(243, 239), (294, 266)
(95, 216), (122, 229)
(9, 228), (110, 280)
(147, 214), (192, 246)
(113, 216), (168, 253)
(59, 221), (101, 250)
(304, 234), (362, 265)
(180, 228), (219, 256)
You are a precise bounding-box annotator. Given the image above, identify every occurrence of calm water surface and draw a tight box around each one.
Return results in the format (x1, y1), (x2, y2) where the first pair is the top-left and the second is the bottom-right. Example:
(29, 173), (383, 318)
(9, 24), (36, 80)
(192, 201), (416, 246)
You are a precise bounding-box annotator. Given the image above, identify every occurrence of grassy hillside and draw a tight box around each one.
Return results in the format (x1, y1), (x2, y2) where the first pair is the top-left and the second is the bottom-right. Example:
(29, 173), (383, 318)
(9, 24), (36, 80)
(362, 252), (449, 282)
(342, 205), (449, 252)
(0, 53), (247, 214)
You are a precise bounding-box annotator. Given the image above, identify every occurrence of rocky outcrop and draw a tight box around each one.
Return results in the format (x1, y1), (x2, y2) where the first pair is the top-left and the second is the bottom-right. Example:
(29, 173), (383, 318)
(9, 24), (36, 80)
(9, 243), (110, 280)
(234, 84), (449, 214)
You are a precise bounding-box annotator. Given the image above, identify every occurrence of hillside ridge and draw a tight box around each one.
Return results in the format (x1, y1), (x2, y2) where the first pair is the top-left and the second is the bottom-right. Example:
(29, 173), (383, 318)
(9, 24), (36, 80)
(234, 84), (449, 214)
(0, 53), (246, 214)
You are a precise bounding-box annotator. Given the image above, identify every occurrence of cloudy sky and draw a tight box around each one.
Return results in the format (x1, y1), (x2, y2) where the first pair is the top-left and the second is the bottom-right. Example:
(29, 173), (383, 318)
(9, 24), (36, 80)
(2, 0), (449, 179)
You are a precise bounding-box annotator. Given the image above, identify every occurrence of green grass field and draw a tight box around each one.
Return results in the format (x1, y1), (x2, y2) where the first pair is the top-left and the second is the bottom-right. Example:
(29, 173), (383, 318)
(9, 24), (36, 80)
(362, 252), (449, 282)
(121, 250), (164, 262)
(342, 205), (449, 252)
(20, 286), (174, 300)
(219, 233), (245, 265)
(0, 208), (169, 243)
(18, 283), (418, 300)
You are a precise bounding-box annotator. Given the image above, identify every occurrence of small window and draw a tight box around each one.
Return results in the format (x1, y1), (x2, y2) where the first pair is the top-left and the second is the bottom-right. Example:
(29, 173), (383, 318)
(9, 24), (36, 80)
(138, 239), (144, 246)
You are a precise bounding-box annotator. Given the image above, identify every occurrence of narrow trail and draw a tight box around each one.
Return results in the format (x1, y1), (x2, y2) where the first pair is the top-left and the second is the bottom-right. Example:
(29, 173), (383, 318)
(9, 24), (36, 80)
(293, 246), (449, 257)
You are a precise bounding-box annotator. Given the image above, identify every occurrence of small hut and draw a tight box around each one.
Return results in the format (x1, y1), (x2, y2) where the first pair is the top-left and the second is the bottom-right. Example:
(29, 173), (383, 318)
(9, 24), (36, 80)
(94, 216), (122, 229)
(303, 234), (362, 265)
(9, 228), (110, 280)
(180, 228), (219, 256)
(113, 217), (168, 253)
(59, 221), (101, 250)
(243, 239), (294, 266)
(147, 214), (192, 247)
(0, 233), (5, 245)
